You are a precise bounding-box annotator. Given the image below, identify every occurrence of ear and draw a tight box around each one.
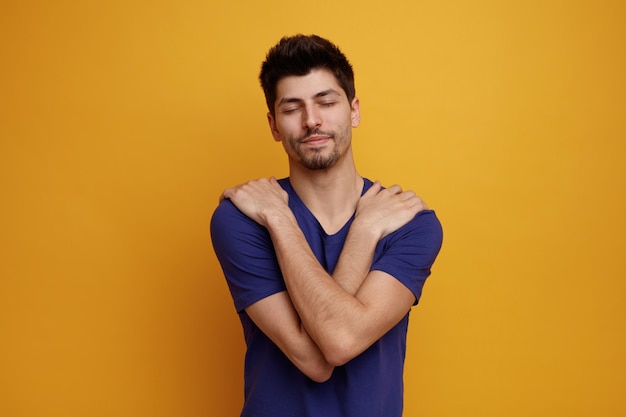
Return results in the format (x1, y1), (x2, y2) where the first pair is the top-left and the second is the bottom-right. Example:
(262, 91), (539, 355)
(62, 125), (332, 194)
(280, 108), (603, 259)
(267, 112), (281, 142)
(350, 97), (361, 128)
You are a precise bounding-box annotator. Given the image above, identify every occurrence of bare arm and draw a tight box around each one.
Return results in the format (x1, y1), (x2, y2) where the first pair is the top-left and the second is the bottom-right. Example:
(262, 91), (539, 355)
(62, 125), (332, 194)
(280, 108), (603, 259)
(222, 178), (426, 367)
(263, 205), (417, 366)
(244, 292), (333, 382)
(242, 209), (384, 382)
(331, 180), (426, 295)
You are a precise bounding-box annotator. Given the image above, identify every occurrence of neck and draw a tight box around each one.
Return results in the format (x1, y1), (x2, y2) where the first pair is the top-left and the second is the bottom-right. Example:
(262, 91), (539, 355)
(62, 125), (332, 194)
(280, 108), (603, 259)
(288, 151), (363, 234)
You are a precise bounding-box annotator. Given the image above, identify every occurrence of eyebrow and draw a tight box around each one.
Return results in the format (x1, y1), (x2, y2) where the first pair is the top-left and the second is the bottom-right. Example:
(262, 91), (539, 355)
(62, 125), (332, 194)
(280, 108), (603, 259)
(277, 89), (342, 106)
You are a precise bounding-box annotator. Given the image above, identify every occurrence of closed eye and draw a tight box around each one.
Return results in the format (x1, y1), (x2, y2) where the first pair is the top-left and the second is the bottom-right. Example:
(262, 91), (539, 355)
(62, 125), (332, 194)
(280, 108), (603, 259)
(281, 106), (301, 114)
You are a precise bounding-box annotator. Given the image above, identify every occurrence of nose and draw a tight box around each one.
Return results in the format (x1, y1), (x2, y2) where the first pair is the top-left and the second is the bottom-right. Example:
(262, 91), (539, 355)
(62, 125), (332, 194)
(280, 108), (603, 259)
(303, 105), (322, 129)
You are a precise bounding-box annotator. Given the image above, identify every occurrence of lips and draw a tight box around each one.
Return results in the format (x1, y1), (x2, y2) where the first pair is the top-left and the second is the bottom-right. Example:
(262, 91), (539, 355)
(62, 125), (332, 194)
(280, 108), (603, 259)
(304, 135), (329, 143)
(301, 133), (333, 146)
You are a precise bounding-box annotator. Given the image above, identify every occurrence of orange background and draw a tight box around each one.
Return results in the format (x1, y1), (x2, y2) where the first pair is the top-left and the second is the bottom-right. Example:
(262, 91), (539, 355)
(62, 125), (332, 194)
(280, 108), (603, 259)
(1, 1), (624, 416)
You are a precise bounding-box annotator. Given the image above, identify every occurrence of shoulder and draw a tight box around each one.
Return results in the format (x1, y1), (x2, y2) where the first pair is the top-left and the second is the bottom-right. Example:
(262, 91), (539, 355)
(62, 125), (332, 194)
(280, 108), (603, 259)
(383, 209), (443, 258)
(360, 176), (443, 247)
(211, 176), (293, 234)
(211, 198), (257, 230)
(372, 209), (443, 303)
(411, 209), (443, 235)
(401, 209), (442, 241)
(210, 198), (270, 250)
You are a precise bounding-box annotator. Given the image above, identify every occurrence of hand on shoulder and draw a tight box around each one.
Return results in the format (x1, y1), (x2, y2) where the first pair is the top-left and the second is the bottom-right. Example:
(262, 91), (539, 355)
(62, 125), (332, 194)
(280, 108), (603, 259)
(220, 177), (290, 227)
(354, 181), (428, 240)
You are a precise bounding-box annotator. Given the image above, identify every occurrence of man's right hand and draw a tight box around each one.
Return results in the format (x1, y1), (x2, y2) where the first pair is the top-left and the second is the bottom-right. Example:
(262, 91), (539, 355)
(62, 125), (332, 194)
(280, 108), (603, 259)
(354, 181), (428, 240)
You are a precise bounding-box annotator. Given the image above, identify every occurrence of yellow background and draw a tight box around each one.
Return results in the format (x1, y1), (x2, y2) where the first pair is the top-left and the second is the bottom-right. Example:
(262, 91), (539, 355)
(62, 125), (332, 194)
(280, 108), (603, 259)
(1, 1), (624, 416)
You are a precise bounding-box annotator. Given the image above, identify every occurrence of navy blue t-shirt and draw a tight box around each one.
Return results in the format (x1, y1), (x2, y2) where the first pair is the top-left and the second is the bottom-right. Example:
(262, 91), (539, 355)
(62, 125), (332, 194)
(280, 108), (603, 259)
(210, 177), (443, 417)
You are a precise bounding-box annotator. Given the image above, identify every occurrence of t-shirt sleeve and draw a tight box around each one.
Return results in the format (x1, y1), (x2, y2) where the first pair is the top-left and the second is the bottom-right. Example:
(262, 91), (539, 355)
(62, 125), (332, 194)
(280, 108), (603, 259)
(370, 210), (443, 304)
(210, 199), (286, 313)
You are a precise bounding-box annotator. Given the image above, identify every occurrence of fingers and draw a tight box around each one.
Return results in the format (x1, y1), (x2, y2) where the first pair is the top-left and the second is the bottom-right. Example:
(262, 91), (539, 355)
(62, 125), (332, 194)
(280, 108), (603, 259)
(365, 182), (424, 205)
(221, 179), (430, 212)
(398, 190), (416, 200)
(220, 187), (234, 202)
(382, 185), (429, 210)
(269, 176), (284, 191)
(384, 184), (403, 195)
(362, 180), (382, 198)
(219, 177), (289, 207)
(406, 194), (428, 210)
(219, 178), (266, 203)
(411, 197), (428, 210)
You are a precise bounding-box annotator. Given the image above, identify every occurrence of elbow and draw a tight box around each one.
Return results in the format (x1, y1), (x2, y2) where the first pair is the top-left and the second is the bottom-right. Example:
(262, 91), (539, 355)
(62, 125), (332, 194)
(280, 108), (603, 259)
(322, 336), (361, 367)
(291, 351), (334, 383)
(325, 351), (352, 368)
(306, 364), (334, 383)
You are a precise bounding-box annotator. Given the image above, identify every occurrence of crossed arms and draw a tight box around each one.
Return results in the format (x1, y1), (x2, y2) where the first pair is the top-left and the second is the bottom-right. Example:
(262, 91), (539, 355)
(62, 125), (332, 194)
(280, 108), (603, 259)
(218, 178), (431, 382)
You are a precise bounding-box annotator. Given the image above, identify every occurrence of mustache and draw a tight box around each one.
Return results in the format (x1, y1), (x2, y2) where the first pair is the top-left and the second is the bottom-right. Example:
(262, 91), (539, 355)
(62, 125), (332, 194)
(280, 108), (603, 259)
(297, 129), (335, 142)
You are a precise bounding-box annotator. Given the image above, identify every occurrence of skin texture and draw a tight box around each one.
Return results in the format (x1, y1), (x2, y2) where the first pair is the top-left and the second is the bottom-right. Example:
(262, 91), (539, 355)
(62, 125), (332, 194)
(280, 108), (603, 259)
(221, 69), (427, 381)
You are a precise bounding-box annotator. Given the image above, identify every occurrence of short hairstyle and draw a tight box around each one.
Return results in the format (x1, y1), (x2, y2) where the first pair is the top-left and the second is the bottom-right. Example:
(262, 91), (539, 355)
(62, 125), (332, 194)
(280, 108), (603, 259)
(259, 34), (355, 115)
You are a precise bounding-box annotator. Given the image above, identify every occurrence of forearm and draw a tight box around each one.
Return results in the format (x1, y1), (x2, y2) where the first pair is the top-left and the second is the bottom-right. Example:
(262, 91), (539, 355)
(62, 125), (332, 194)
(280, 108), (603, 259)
(222, 177), (426, 367)
(290, 321), (335, 382)
(330, 218), (380, 294)
(266, 212), (371, 365)
(244, 288), (335, 382)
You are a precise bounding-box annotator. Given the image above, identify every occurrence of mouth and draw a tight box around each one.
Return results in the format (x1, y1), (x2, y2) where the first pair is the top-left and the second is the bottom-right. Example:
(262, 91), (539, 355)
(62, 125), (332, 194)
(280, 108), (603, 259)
(301, 132), (334, 147)
(303, 136), (330, 145)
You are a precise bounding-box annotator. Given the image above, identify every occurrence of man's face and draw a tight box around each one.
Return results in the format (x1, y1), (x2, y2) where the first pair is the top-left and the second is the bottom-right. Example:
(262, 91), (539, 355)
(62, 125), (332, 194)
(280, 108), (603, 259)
(268, 69), (360, 170)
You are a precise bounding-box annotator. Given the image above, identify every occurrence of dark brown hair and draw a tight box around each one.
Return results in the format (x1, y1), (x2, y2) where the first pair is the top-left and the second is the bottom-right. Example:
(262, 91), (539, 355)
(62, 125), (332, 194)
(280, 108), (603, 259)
(259, 34), (355, 115)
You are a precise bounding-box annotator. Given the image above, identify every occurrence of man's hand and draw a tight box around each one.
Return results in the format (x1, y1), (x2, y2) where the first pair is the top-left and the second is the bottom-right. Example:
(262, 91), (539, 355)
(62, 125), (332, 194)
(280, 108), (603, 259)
(354, 181), (428, 240)
(220, 177), (290, 227)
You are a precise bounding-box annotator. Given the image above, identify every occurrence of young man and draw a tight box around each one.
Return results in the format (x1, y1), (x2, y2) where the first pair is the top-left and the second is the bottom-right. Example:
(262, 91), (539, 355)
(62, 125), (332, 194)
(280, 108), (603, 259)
(211, 34), (443, 417)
